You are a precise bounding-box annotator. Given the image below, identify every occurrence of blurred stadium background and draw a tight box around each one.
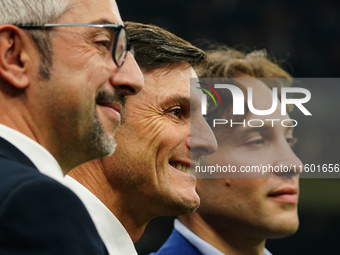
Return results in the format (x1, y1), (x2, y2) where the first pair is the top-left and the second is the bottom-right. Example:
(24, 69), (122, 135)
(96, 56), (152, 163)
(118, 0), (340, 254)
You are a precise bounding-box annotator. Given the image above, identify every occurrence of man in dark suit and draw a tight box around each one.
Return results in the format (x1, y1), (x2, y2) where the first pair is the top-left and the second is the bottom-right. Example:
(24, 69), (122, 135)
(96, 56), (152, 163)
(0, 0), (143, 254)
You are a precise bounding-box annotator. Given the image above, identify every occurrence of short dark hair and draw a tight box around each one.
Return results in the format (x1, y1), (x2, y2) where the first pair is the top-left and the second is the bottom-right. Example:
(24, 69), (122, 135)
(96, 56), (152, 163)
(125, 21), (207, 74)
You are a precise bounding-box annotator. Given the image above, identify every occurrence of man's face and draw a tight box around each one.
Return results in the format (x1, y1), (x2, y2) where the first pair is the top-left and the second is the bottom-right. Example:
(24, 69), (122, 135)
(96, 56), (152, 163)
(32, 0), (144, 171)
(101, 63), (217, 216)
(199, 78), (302, 239)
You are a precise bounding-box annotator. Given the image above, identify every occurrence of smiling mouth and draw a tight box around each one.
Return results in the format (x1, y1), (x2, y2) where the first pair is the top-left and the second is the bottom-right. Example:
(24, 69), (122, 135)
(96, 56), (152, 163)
(170, 162), (191, 174)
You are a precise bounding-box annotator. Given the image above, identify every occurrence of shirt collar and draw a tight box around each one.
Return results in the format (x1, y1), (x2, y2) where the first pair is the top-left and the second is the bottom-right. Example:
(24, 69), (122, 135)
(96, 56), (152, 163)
(0, 124), (63, 182)
(264, 248), (273, 255)
(174, 219), (224, 255)
(174, 219), (272, 255)
(64, 176), (137, 255)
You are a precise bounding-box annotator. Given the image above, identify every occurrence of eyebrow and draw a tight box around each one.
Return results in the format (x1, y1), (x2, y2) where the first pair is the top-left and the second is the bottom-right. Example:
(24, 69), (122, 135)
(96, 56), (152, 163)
(160, 93), (190, 108)
(81, 19), (122, 38)
(238, 124), (294, 136)
(90, 18), (123, 26)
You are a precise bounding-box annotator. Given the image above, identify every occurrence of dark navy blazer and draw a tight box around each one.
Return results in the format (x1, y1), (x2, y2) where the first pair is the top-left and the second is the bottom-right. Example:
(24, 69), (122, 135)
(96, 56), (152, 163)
(150, 229), (203, 255)
(0, 137), (108, 254)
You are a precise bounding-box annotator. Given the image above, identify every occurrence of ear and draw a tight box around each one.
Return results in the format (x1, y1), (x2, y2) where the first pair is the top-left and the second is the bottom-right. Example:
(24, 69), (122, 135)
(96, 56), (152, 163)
(0, 25), (30, 89)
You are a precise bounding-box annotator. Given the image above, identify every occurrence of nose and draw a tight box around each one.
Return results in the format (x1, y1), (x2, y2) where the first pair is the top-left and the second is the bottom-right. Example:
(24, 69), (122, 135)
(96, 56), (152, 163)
(109, 52), (144, 95)
(273, 139), (303, 178)
(189, 114), (218, 157)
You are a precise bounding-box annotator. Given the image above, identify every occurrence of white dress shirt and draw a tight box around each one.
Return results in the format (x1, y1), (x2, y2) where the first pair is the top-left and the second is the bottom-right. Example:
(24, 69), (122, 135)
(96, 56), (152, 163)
(175, 219), (272, 255)
(64, 176), (138, 255)
(175, 219), (224, 255)
(0, 124), (63, 182)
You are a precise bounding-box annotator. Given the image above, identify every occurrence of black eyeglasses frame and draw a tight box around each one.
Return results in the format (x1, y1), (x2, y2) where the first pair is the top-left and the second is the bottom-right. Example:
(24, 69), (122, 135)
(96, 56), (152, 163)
(16, 23), (130, 68)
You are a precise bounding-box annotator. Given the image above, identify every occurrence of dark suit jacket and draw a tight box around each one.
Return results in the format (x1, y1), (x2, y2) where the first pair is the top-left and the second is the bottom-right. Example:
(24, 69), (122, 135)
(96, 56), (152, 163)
(0, 137), (108, 254)
(150, 229), (203, 255)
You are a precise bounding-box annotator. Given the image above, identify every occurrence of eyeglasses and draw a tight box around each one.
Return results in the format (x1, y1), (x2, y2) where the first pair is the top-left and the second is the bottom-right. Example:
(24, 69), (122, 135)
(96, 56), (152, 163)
(16, 23), (130, 68)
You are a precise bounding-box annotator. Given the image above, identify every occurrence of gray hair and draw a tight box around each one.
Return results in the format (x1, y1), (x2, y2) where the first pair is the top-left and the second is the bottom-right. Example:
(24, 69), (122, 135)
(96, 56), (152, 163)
(0, 0), (72, 79)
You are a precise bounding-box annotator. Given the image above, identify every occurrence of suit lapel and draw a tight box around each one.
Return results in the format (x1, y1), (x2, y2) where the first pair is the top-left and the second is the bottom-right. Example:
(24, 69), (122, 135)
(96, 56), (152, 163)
(0, 137), (37, 169)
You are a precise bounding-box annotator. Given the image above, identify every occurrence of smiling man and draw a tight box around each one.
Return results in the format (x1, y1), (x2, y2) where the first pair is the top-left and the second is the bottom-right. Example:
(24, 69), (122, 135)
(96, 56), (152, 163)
(0, 0), (143, 254)
(152, 47), (302, 255)
(65, 21), (217, 254)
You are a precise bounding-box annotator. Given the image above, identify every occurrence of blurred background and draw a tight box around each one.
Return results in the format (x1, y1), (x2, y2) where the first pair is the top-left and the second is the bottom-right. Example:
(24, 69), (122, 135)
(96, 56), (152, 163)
(118, 0), (340, 254)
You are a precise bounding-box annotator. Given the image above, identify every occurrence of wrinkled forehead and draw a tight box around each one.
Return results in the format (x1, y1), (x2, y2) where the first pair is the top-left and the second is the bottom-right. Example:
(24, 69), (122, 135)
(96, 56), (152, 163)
(128, 64), (196, 107)
(61, 0), (123, 24)
(144, 64), (196, 91)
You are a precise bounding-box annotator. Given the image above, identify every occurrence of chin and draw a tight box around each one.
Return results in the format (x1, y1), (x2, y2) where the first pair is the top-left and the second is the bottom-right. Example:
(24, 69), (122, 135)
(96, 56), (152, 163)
(178, 192), (201, 214)
(161, 193), (200, 216)
(266, 220), (299, 239)
(174, 200), (200, 216)
(185, 196), (200, 213)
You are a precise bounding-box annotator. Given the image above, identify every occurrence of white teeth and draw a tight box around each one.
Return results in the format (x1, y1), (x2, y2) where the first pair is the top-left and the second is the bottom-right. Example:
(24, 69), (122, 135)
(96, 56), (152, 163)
(171, 163), (191, 173)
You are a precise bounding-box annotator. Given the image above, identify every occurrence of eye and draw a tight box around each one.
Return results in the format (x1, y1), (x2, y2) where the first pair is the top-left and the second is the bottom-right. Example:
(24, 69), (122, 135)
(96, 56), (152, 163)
(165, 106), (188, 121)
(246, 139), (265, 146)
(242, 133), (267, 148)
(95, 38), (113, 49)
(96, 40), (110, 48)
(93, 33), (113, 50)
(169, 108), (182, 117)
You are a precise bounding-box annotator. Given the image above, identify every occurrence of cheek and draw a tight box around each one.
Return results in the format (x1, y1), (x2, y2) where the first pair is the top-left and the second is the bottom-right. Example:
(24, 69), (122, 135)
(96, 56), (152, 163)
(202, 150), (221, 166)
(202, 144), (233, 166)
(114, 118), (165, 165)
(160, 124), (187, 147)
(126, 110), (167, 141)
(229, 179), (265, 203)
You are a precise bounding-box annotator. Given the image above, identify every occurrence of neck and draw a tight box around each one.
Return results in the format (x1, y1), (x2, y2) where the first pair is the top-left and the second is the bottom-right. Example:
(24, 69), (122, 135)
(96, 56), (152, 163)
(0, 109), (73, 174)
(68, 161), (151, 242)
(0, 85), (84, 174)
(179, 212), (266, 255)
(109, 195), (149, 242)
